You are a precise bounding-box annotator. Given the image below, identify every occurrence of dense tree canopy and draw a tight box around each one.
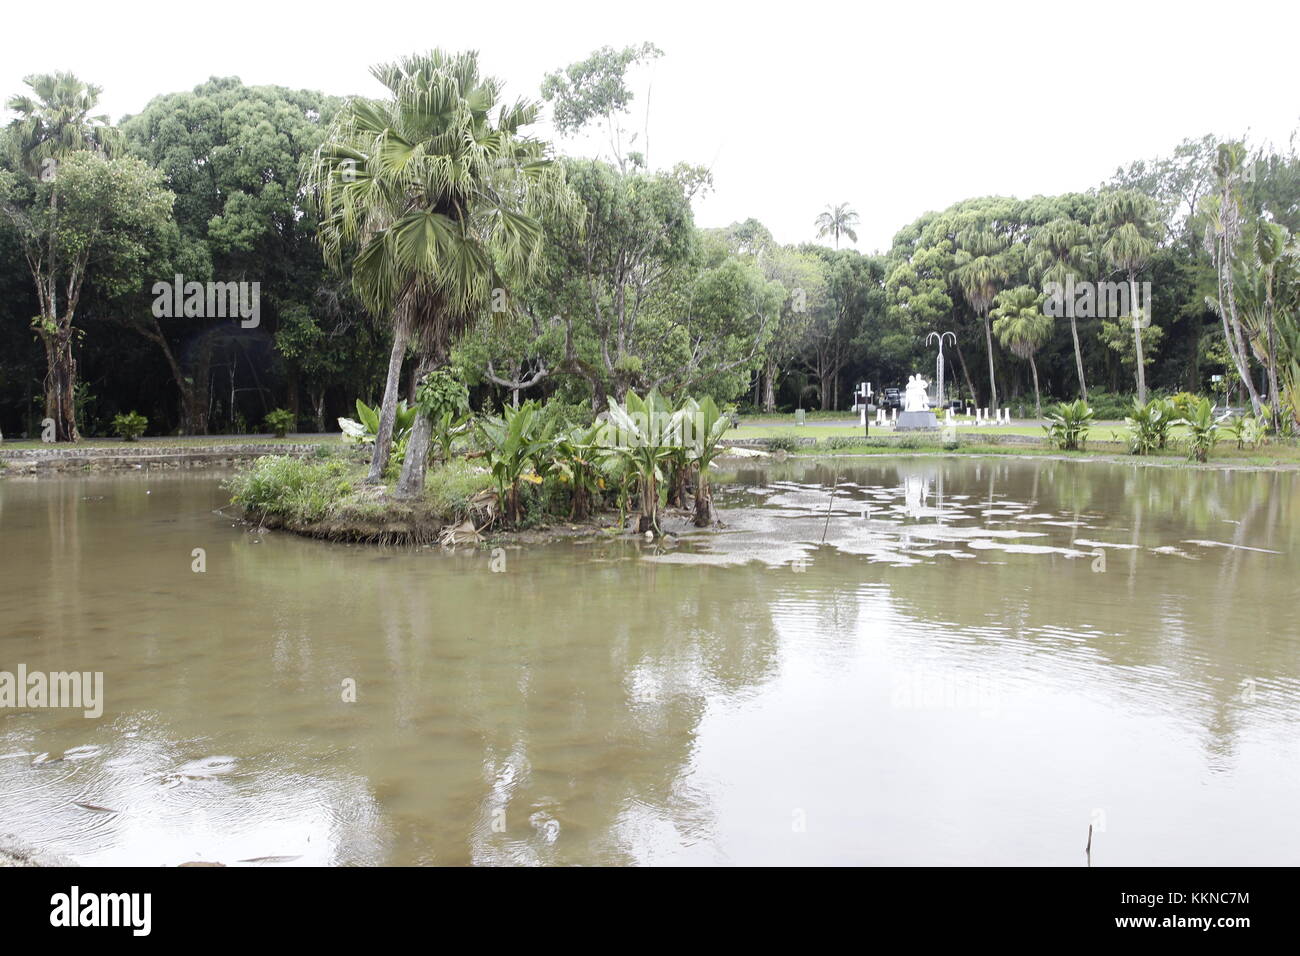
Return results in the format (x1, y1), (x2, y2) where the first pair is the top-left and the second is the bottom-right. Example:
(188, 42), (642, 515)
(4, 56), (1300, 441)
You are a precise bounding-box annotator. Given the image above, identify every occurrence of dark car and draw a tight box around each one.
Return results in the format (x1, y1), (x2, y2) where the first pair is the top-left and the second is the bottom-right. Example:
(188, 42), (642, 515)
(882, 388), (903, 411)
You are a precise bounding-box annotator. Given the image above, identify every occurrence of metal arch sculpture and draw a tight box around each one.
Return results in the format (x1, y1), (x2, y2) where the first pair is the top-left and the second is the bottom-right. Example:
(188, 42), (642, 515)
(926, 331), (957, 409)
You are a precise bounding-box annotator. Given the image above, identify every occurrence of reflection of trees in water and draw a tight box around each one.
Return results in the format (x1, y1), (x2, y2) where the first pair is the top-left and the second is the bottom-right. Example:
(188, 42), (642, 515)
(773, 458), (1300, 770)
(227, 537), (783, 864)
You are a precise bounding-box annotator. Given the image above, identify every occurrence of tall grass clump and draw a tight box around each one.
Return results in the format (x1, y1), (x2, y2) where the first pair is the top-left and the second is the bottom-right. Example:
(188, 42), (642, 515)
(226, 456), (353, 523)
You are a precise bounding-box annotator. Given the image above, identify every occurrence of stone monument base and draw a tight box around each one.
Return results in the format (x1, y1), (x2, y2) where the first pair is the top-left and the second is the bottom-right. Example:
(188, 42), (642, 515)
(896, 410), (939, 431)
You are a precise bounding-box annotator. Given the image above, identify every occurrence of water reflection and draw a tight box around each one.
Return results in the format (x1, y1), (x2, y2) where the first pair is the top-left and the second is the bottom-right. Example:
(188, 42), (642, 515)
(1, 459), (1297, 865)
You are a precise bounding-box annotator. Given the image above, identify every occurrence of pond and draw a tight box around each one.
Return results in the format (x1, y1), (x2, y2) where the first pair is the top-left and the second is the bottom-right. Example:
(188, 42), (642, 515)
(1, 458), (1297, 865)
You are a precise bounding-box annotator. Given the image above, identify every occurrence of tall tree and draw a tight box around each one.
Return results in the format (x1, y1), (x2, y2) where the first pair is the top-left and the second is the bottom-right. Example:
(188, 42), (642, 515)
(952, 226), (1009, 411)
(1029, 216), (1092, 400)
(541, 43), (662, 173)
(310, 50), (572, 496)
(3, 72), (124, 440)
(1201, 144), (1265, 415)
(1094, 190), (1159, 404)
(121, 78), (344, 433)
(991, 285), (1053, 416)
(815, 203), (859, 249)
(1248, 219), (1288, 432)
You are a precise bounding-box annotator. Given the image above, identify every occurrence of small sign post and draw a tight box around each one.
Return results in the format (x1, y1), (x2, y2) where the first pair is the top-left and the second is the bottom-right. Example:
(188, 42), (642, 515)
(857, 382), (872, 437)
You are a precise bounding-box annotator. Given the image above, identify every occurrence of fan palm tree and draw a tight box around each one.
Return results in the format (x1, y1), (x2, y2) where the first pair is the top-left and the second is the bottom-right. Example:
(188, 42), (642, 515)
(1030, 217), (1091, 401)
(5, 72), (122, 171)
(308, 50), (575, 496)
(1094, 190), (1159, 405)
(814, 203), (859, 248)
(952, 226), (1009, 411)
(991, 286), (1053, 417)
(5, 72), (123, 442)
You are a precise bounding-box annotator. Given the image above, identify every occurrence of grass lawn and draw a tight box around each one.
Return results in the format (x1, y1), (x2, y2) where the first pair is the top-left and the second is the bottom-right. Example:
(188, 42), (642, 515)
(733, 420), (1058, 439)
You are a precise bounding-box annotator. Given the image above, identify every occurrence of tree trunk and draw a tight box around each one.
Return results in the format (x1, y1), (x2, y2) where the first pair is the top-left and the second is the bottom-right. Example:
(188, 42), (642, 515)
(953, 340), (978, 408)
(570, 481), (590, 521)
(982, 312), (998, 412)
(693, 466), (716, 527)
(637, 470), (660, 535)
(1218, 243), (1264, 416)
(1069, 314), (1088, 401)
(1130, 274), (1147, 405)
(312, 389), (327, 432)
(763, 360), (777, 412)
(1029, 353), (1042, 418)
(1266, 293), (1281, 434)
(44, 322), (79, 442)
(367, 324), (409, 484)
(287, 365), (301, 428)
(395, 354), (436, 499)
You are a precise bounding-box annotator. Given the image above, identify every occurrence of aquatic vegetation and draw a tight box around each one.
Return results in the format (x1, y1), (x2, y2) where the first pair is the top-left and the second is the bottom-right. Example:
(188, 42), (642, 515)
(475, 401), (556, 525)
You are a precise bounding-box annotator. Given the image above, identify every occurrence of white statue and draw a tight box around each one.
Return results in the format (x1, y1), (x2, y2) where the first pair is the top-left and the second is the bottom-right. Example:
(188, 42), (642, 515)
(903, 374), (930, 413)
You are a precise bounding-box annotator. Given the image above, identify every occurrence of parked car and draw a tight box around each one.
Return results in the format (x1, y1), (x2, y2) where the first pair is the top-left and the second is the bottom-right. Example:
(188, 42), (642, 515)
(882, 388), (903, 411)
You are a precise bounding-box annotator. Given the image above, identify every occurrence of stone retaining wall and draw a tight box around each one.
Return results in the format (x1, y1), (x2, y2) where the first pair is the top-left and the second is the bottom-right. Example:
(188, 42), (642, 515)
(0, 443), (322, 475)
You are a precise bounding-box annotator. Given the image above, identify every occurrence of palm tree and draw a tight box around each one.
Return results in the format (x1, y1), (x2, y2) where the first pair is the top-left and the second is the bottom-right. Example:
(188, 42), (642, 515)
(309, 50), (573, 496)
(991, 286), (1053, 417)
(1202, 143), (1264, 416)
(952, 226), (1009, 411)
(1030, 217), (1092, 401)
(1094, 190), (1159, 405)
(1251, 220), (1287, 434)
(5, 72), (123, 442)
(814, 203), (859, 248)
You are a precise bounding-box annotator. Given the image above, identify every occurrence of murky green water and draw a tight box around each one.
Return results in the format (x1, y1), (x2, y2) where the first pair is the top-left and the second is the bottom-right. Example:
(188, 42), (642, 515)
(1, 458), (1297, 865)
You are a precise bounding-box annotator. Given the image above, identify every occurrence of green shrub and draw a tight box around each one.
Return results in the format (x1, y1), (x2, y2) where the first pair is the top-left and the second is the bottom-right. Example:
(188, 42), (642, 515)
(1222, 411), (1266, 449)
(1180, 397), (1221, 463)
(766, 436), (800, 452)
(1080, 390), (1131, 420)
(264, 408), (295, 438)
(424, 458), (496, 520)
(1124, 399), (1172, 455)
(1167, 391), (1203, 420)
(533, 399), (595, 434)
(346, 398), (418, 444)
(1043, 400), (1095, 451)
(382, 435), (409, 482)
(225, 456), (353, 523)
(112, 411), (148, 441)
(824, 436), (881, 450)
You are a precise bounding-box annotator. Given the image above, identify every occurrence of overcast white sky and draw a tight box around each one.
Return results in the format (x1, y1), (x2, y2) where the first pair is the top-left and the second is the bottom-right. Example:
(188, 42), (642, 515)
(6, 0), (1299, 251)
